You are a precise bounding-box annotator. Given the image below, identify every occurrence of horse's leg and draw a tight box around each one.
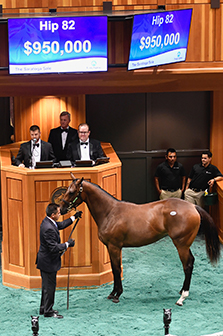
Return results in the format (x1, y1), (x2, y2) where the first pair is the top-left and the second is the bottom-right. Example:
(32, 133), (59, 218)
(175, 247), (195, 306)
(107, 244), (123, 303)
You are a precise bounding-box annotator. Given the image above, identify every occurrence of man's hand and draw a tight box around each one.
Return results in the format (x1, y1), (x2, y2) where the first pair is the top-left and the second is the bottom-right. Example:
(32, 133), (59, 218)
(208, 179), (215, 188)
(67, 239), (75, 247)
(75, 211), (82, 219)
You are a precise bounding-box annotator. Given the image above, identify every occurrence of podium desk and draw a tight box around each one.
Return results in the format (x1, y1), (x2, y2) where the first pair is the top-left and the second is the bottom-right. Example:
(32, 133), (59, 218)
(0, 142), (121, 289)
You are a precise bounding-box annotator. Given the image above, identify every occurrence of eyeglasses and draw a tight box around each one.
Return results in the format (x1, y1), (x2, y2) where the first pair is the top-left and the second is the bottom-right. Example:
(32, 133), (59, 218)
(78, 131), (89, 134)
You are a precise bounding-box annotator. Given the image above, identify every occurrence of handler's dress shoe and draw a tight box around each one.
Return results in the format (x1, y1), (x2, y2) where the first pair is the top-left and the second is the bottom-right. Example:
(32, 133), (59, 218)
(40, 309), (58, 315)
(44, 312), (63, 319)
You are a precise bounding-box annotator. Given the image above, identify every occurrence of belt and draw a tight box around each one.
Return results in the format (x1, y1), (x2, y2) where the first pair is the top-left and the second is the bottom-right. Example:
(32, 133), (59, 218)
(163, 188), (179, 192)
(191, 188), (204, 192)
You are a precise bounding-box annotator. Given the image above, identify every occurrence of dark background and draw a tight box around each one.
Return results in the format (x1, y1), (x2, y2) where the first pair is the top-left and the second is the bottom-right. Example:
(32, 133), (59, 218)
(86, 91), (210, 203)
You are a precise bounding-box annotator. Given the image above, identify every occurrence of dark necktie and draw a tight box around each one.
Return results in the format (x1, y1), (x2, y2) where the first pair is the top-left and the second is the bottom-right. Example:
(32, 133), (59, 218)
(80, 142), (88, 145)
(61, 129), (68, 133)
(33, 143), (39, 148)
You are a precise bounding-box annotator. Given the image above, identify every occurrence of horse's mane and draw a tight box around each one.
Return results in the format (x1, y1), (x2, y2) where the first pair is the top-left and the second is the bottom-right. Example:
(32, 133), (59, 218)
(85, 180), (121, 202)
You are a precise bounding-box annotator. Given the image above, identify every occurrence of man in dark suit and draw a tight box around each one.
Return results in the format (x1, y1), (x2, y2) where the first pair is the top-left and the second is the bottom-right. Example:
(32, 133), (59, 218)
(36, 203), (82, 319)
(48, 111), (78, 162)
(66, 123), (104, 165)
(14, 125), (55, 168)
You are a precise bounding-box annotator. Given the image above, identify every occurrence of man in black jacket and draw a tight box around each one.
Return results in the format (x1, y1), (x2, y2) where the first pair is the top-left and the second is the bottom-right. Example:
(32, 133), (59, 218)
(14, 125), (55, 168)
(66, 123), (104, 166)
(48, 111), (78, 162)
(36, 203), (82, 318)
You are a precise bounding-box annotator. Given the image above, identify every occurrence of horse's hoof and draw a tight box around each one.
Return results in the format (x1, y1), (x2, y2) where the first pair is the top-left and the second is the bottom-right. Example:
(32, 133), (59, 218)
(112, 297), (119, 303)
(175, 300), (183, 306)
(107, 294), (115, 300)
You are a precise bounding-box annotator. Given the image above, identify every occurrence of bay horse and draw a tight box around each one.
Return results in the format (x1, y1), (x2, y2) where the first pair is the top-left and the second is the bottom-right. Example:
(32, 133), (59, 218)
(60, 173), (220, 306)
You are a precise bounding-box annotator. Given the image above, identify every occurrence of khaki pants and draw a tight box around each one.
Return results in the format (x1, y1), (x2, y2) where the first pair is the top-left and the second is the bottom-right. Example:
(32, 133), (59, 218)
(160, 189), (182, 200)
(184, 188), (204, 207)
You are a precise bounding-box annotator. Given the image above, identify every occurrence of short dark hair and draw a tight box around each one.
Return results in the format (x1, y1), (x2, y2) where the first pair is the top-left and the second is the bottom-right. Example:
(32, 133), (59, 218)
(202, 150), (212, 158)
(166, 148), (176, 156)
(60, 111), (70, 120)
(78, 123), (90, 131)
(29, 125), (40, 132)
(46, 203), (59, 217)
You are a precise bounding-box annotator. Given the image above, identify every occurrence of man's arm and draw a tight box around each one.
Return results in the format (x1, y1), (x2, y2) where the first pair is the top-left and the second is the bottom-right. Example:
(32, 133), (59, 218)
(48, 129), (53, 144)
(14, 145), (25, 167)
(181, 176), (186, 192)
(96, 141), (105, 158)
(208, 176), (223, 188)
(66, 143), (75, 165)
(185, 178), (192, 190)
(154, 176), (161, 195)
(48, 143), (56, 162)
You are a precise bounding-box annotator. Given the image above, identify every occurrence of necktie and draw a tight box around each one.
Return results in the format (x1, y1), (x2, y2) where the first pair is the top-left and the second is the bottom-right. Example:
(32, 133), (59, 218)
(61, 129), (68, 133)
(81, 142), (88, 145)
(33, 143), (39, 148)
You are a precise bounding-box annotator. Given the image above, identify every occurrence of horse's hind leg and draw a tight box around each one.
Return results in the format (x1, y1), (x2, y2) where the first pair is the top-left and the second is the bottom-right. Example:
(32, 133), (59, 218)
(176, 247), (195, 306)
(107, 244), (123, 303)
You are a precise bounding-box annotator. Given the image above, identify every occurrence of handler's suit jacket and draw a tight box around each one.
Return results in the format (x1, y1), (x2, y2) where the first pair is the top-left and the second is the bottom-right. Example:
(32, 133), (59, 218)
(36, 216), (73, 273)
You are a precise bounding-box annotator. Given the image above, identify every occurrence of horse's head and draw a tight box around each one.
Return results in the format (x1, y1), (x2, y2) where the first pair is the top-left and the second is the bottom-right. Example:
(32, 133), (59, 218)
(60, 173), (84, 215)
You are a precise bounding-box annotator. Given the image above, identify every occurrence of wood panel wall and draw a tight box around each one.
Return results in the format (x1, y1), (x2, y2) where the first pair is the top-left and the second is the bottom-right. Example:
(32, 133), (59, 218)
(210, 90), (223, 172)
(13, 95), (86, 142)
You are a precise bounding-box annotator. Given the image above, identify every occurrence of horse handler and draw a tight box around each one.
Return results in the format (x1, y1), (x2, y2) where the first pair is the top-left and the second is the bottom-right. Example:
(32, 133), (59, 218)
(36, 202), (82, 318)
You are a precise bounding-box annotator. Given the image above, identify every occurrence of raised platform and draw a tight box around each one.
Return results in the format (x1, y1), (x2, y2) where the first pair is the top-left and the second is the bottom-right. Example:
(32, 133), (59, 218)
(0, 142), (121, 289)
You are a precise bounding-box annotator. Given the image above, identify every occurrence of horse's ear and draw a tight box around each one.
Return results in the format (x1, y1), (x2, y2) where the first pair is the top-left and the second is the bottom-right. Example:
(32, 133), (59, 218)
(70, 172), (76, 180)
(77, 177), (84, 186)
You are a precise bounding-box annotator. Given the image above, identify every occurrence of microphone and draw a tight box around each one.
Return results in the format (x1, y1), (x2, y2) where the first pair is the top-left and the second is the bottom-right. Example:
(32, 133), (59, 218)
(33, 138), (37, 148)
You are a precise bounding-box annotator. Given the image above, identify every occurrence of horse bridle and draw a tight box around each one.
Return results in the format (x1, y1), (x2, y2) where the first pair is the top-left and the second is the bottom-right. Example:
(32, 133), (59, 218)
(62, 179), (83, 213)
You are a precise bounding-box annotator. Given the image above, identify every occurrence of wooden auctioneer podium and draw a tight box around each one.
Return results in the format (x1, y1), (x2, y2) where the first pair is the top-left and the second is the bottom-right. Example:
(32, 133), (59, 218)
(0, 142), (121, 289)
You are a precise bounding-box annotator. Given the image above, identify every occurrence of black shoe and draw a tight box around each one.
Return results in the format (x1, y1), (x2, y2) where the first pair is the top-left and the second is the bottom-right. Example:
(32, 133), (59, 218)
(44, 312), (63, 319)
(40, 309), (58, 316)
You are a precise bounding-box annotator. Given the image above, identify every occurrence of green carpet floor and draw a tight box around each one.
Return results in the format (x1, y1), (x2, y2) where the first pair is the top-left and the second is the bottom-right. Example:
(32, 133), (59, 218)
(1, 235), (223, 336)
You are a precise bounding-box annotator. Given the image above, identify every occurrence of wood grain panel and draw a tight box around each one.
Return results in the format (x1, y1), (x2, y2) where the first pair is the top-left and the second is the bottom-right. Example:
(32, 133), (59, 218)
(210, 90), (223, 173)
(7, 177), (22, 200)
(215, 4), (223, 61)
(14, 96), (86, 142)
(35, 180), (63, 202)
(8, 199), (24, 266)
(102, 174), (117, 197)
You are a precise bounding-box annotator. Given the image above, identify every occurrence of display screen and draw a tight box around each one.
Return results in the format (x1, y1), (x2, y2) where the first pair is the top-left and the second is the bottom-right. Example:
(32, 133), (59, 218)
(8, 16), (108, 74)
(128, 9), (192, 70)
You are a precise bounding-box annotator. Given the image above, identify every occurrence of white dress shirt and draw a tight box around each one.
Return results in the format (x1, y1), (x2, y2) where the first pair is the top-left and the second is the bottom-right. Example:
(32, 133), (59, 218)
(31, 139), (41, 168)
(80, 140), (90, 160)
(61, 128), (69, 149)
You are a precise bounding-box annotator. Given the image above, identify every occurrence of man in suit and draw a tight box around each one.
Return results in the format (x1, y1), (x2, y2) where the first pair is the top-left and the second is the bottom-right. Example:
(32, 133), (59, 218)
(66, 123), (104, 165)
(48, 111), (78, 162)
(14, 125), (55, 168)
(36, 203), (82, 319)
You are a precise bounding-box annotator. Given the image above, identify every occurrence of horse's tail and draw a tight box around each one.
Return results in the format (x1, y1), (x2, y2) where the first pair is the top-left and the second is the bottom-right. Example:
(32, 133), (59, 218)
(195, 205), (220, 264)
